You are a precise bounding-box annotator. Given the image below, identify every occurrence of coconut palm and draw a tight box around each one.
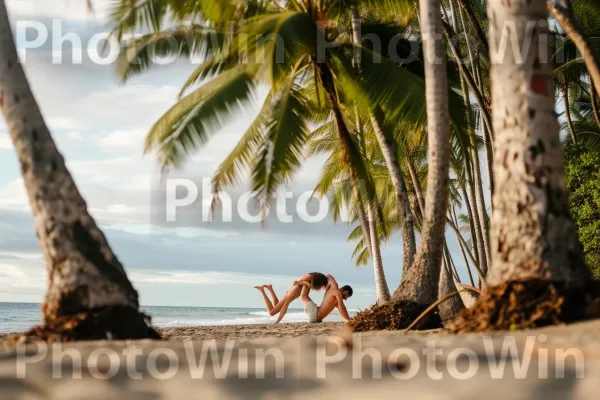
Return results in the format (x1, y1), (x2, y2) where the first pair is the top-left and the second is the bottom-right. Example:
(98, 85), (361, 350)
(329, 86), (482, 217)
(114, 0), (440, 209)
(450, 0), (593, 333)
(551, 0), (600, 146)
(114, 0), (471, 310)
(0, 0), (157, 340)
(309, 115), (393, 303)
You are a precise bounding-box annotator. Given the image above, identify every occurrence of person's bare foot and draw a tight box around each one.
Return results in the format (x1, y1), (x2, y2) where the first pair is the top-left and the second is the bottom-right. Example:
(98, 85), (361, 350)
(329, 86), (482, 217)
(264, 284), (273, 291)
(254, 285), (265, 290)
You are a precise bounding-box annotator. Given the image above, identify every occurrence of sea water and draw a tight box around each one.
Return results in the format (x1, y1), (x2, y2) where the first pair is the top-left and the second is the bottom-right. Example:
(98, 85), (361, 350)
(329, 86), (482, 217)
(0, 302), (350, 333)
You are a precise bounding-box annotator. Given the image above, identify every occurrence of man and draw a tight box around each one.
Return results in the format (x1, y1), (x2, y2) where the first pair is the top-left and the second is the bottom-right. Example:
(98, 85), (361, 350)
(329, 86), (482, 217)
(297, 274), (353, 323)
(254, 273), (353, 323)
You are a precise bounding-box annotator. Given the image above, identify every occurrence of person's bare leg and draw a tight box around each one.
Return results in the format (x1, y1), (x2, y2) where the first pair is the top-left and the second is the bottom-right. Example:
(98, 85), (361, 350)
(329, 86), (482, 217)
(264, 284), (279, 305)
(275, 297), (293, 324)
(254, 286), (275, 314)
(275, 286), (301, 323)
(300, 285), (311, 304)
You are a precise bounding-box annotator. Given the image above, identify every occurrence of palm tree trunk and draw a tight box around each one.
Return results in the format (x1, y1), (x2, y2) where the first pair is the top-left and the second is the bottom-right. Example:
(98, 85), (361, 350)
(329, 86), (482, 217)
(391, 0), (451, 306)
(562, 82), (577, 144)
(442, 22), (493, 135)
(452, 210), (477, 287)
(471, 147), (491, 271)
(407, 155), (426, 215)
(350, 7), (417, 273)
(351, 6), (362, 68)
(370, 113), (417, 273)
(482, 124), (495, 195)
(317, 60), (394, 302)
(456, 63), (489, 277)
(460, 181), (480, 265)
(591, 84), (600, 129)
(487, 0), (588, 286)
(354, 190), (373, 256)
(367, 206), (391, 303)
(467, 177), (488, 276)
(0, 0), (155, 339)
(437, 256), (465, 323)
(457, 0), (489, 53)
(444, 243), (460, 282)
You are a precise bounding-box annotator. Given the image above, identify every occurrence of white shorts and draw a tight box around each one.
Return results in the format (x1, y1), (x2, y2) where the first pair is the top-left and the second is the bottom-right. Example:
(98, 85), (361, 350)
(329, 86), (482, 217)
(304, 300), (320, 323)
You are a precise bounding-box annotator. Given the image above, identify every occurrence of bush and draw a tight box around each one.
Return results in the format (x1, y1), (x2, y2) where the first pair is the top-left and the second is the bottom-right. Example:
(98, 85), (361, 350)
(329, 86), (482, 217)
(565, 144), (600, 279)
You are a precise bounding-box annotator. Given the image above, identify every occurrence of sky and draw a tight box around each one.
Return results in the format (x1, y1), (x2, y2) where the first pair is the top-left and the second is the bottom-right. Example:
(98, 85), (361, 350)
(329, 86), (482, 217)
(0, 0), (473, 310)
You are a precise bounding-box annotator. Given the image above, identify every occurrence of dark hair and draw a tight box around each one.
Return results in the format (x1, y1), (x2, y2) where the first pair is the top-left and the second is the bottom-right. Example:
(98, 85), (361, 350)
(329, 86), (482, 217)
(341, 285), (353, 297)
(309, 272), (328, 290)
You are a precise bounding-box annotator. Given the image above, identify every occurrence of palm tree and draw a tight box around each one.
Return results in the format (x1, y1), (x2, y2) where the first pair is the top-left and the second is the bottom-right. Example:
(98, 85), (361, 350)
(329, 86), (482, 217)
(551, 0), (600, 147)
(451, 0), (593, 333)
(309, 111), (395, 303)
(348, 8), (417, 272)
(114, 0), (433, 210)
(114, 0), (471, 308)
(549, 0), (600, 99)
(349, 0), (454, 330)
(390, 0), (451, 304)
(0, 0), (157, 340)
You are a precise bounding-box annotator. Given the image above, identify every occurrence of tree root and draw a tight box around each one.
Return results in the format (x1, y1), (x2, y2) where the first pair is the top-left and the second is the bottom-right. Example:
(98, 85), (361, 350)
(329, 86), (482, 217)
(348, 300), (442, 332)
(404, 290), (468, 333)
(447, 279), (600, 334)
(4, 306), (161, 344)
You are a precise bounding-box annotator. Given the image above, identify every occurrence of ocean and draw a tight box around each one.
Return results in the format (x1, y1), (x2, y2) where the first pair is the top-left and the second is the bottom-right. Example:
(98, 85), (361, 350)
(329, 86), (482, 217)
(0, 302), (349, 333)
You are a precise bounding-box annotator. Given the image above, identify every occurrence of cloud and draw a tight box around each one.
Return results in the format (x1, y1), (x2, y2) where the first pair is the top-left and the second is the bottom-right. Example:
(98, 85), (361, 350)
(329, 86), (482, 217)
(0, 132), (11, 149)
(129, 270), (299, 286)
(47, 116), (82, 131)
(0, 262), (46, 291)
(0, 178), (29, 212)
(98, 128), (147, 151)
(7, 0), (109, 21)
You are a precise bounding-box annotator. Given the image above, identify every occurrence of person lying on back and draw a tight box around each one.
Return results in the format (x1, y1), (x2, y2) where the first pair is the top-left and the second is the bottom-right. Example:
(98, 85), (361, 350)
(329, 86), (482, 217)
(297, 274), (353, 323)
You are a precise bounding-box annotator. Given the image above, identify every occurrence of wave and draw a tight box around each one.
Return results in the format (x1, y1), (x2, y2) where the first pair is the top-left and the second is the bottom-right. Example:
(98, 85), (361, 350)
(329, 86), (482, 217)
(154, 311), (311, 328)
(247, 311), (306, 318)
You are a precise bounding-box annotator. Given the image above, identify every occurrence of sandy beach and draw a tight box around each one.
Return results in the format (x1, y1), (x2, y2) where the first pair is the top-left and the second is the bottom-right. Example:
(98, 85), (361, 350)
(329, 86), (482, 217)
(157, 322), (346, 341)
(0, 322), (346, 343)
(1, 320), (600, 399)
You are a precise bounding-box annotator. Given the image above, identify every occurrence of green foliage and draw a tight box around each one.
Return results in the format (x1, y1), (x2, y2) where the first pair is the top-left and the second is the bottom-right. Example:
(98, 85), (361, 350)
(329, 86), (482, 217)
(565, 144), (600, 279)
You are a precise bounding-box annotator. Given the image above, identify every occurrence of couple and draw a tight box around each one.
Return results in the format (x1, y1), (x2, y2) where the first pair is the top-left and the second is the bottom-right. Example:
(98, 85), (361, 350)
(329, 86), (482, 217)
(254, 272), (353, 323)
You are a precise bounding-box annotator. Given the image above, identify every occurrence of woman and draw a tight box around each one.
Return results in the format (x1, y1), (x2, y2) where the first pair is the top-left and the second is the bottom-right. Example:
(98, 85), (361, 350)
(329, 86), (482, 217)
(254, 272), (328, 323)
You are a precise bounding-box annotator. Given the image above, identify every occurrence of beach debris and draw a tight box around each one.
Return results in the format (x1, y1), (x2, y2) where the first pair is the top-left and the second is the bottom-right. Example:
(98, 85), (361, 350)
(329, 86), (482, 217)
(4, 306), (161, 343)
(448, 279), (600, 334)
(348, 300), (442, 332)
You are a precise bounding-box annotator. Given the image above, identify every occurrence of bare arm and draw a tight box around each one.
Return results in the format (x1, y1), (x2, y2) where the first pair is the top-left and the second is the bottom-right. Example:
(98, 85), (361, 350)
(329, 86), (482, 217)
(335, 290), (352, 322)
(294, 280), (311, 288)
(294, 273), (313, 287)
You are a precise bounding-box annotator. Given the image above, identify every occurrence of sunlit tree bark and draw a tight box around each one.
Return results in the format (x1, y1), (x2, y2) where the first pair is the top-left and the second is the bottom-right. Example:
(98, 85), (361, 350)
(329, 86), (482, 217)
(0, 0), (155, 339)
(391, 0), (451, 306)
(487, 0), (588, 285)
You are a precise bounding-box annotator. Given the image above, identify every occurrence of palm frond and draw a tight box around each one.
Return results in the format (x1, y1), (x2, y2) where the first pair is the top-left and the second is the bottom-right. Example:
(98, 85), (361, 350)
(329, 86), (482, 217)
(116, 24), (226, 81)
(145, 65), (257, 170)
(250, 74), (312, 210)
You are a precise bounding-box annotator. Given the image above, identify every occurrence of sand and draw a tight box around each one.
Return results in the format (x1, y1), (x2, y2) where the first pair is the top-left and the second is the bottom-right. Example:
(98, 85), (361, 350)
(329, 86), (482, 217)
(0, 322), (346, 342)
(1, 321), (600, 399)
(157, 322), (345, 341)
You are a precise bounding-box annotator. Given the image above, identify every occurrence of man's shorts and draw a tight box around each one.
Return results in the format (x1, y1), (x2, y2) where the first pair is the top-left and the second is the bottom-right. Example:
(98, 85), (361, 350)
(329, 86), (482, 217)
(304, 300), (320, 323)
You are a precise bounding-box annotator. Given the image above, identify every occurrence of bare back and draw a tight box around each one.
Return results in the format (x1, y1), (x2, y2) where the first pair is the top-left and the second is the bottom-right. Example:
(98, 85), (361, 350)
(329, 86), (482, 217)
(316, 287), (342, 321)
